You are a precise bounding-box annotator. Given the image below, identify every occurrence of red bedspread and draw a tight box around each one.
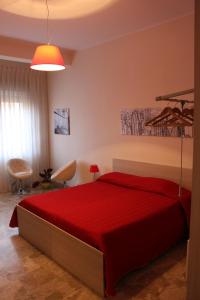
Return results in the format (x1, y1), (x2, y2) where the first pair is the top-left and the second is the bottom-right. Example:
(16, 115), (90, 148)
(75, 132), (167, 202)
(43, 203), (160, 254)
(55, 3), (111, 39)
(10, 172), (191, 295)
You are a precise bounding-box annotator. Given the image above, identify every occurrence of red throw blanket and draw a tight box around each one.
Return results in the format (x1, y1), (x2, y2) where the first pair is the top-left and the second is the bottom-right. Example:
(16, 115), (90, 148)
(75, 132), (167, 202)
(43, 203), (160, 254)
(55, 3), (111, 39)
(10, 172), (191, 296)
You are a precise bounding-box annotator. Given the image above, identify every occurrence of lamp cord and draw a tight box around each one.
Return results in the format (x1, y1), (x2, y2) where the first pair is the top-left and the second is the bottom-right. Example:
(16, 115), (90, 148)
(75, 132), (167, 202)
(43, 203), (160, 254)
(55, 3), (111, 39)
(45, 0), (50, 44)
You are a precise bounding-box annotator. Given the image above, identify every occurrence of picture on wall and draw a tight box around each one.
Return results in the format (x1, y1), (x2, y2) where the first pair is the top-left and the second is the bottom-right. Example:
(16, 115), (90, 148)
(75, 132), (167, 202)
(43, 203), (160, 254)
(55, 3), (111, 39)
(120, 108), (193, 137)
(54, 108), (70, 135)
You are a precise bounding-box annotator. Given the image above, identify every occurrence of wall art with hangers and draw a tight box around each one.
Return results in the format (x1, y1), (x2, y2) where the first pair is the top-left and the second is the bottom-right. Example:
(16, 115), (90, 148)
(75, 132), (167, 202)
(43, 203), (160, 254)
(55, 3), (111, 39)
(120, 107), (193, 138)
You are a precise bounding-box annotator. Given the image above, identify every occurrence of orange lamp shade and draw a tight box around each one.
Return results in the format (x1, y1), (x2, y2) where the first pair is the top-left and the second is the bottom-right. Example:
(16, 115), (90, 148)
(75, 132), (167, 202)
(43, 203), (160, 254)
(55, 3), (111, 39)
(89, 164), (99, 173)
(31, 44), (65, 71)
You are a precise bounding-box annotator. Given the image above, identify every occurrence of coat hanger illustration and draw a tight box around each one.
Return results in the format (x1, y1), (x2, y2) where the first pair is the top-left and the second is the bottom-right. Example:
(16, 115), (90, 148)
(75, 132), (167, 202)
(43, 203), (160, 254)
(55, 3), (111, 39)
(145, 106), (193, 127)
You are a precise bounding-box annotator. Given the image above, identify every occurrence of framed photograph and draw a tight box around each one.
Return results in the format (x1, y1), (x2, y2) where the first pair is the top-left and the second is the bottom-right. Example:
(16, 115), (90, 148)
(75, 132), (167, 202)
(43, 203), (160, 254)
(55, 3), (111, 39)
(54, 108), (70, 135)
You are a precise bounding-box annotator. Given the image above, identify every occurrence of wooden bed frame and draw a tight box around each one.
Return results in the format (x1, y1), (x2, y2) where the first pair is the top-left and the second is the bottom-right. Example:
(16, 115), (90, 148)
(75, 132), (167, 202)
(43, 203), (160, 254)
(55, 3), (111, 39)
(17, 159), (192, 296)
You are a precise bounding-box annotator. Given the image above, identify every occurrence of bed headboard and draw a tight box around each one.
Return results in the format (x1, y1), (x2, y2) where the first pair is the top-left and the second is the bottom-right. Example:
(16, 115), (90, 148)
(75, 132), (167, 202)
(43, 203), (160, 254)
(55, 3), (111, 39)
(113, 159), (192, 190)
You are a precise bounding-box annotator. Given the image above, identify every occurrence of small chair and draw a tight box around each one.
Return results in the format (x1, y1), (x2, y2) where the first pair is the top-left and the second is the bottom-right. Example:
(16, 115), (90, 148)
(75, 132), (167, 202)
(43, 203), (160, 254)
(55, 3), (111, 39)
(51, 160), (76, 187)
(7, 158), (33, 194)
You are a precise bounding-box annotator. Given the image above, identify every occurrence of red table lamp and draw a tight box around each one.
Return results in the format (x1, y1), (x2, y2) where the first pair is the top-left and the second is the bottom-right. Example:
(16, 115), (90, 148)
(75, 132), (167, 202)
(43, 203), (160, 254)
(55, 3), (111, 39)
(89, 164), (99, 180)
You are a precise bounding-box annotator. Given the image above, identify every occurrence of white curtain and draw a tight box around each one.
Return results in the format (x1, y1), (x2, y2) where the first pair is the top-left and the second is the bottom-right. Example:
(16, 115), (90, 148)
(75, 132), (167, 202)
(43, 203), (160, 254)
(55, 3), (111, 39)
(0, 60), (49, 192)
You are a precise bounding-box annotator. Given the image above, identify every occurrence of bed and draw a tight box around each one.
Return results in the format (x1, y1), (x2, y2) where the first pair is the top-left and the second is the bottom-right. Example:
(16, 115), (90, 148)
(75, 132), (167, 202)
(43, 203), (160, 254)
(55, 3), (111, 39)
(9, 159), (192, 296)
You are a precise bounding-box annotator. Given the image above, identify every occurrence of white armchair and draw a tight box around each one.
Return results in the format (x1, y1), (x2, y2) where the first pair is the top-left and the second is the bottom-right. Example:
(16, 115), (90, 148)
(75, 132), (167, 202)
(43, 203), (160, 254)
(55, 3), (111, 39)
(7, 158), (33, 194)
(51, 160), (76, 187)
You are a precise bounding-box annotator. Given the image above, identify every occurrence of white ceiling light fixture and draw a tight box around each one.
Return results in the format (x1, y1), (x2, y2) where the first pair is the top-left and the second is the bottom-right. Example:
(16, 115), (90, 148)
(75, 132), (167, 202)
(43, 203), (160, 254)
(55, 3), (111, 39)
(0, 0), (117, 19)
(31, 0), (65, 72)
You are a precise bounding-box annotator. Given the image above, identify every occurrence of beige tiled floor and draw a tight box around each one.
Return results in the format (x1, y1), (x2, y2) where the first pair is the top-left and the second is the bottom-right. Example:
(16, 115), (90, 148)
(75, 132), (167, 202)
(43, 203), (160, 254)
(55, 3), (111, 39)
(0, 192), (187, 300)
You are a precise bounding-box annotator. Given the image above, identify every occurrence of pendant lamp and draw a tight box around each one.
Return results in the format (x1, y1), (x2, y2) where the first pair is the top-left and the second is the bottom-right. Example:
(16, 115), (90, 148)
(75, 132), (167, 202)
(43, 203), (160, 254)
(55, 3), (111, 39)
(31, 0), (65, 71)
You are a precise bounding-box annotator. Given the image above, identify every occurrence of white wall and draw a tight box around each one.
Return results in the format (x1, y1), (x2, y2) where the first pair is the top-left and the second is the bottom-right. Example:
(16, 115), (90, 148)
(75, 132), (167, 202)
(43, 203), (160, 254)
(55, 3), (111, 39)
(187, 1), (200, 299)
(48, 14), (194, 184)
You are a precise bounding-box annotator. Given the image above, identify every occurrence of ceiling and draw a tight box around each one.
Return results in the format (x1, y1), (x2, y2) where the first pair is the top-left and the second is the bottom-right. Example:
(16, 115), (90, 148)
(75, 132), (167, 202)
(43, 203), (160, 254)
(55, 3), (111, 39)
(0, 0), (194, 50)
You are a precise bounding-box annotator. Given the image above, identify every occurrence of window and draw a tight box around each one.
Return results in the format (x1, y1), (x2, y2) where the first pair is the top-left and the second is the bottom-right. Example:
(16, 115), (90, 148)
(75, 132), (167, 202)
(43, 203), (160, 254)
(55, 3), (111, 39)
(0, 61), (49, 191)
(1, 101), (32, 159)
